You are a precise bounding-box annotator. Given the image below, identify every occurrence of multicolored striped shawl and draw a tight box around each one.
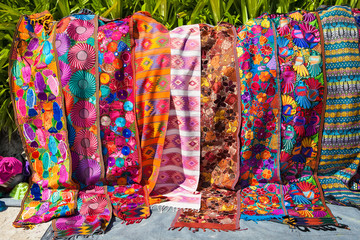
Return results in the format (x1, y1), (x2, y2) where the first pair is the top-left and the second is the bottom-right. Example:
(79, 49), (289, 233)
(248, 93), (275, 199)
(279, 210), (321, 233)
(171, 23), (241, 231)
(151, 24), (202, 210)
(52, 13), (112, 237)
(10, 12), (78, 228)
(318, 5), (360, 208)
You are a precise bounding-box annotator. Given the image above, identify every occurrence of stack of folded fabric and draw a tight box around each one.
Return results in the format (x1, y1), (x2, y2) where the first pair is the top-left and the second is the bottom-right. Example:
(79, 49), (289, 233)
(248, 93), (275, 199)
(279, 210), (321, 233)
(7, 5), (360, 238)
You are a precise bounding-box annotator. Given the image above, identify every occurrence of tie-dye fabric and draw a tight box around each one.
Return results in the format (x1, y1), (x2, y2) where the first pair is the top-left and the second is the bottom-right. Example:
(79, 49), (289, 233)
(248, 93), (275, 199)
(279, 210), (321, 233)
(151, 24), (202, 210)
(171, 23), (241, 231)
(98, 17), (150, 222)
(10, 12), (78, 228)
(318, 5), (360, 208)
(52, 14), (112, 237)
(132, 12), (171, 194)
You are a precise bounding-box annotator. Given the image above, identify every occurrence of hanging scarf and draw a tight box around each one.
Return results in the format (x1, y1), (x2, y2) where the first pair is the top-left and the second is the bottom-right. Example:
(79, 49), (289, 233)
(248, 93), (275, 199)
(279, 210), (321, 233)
(151, 24), (202, 210)
(237, 17), (284, 222)
(52, 13), (112, 237)
(131, 12), (171, 194)
(238, 12), (341, 229)
(9, 12), (78, 228)
(318, 5), (360, 208)
(171, 23), (241, 231)
(98, 17), (150, 222)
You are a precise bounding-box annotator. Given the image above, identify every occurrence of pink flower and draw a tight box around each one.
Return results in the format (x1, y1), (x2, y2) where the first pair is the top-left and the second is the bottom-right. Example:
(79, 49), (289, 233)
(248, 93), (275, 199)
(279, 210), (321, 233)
(111, 31), (122, 41)
(0, 157), (22, 184)
(118, 25), (129, 34)
(125, 111), (135, 123)
(104, 51), (115, 64)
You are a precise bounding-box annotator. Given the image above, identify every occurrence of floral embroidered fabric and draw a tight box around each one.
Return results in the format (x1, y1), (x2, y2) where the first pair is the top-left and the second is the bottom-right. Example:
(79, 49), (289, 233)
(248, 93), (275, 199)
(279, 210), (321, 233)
(237, 11), (338, 227)
(10, 12), (78, 228)
(52, 13), (112, 237)
(98, 18), (150, 222)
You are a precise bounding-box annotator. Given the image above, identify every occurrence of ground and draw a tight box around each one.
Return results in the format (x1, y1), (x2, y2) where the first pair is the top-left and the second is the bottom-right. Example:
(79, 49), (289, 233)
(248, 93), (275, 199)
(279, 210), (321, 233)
(0, 207), (50, 240)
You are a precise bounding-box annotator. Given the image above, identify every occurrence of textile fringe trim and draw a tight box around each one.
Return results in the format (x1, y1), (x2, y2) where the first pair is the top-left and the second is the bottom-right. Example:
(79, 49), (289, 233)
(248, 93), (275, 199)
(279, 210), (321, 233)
(150, 205), (200, 213)
(53, 228), (105, 240)
(168, 227), (247, 233)
(121, 219), (143, 225)
(282, 217), (350, 232)
(241, 214), (285, 223)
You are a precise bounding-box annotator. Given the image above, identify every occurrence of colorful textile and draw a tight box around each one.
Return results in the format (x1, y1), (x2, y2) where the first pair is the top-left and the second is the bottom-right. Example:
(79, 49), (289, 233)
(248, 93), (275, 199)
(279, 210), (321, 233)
(9, 12), (78, 228)
(52, 13), (112, 237)
(151, 24), (202, 210)
(318, 5), (360, 207)
(132, 12), (171, 193)
(237, 17), (285, 221)
(238, 11), (339, 228)
(0, 157), (22, 185)
(171, 23), (241, 231)
(98, 18), (150, 222)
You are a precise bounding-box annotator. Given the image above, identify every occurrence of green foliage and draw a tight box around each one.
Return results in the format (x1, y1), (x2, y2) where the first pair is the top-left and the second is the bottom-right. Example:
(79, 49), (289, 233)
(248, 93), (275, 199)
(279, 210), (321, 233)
(0, 0), (359, 138)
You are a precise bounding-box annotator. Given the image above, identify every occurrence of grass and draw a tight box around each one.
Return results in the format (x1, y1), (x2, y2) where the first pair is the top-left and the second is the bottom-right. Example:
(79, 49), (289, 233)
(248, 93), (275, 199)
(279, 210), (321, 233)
(0, 0), (359, 139)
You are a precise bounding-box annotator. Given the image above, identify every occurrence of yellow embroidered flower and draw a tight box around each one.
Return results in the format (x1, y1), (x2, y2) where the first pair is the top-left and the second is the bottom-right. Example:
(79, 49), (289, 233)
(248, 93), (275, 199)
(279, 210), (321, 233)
(247, 19), (255, 26)
(245, 129), (254, 140)
(246, 72), (253, 79)
(261, 19), (270, 28)
(237, 46), (244, 57)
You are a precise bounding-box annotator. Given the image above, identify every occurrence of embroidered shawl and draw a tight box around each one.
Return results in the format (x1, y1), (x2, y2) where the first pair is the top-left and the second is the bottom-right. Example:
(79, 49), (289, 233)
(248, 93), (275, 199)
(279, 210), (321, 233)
(52, 13), (112, 237)
(10, 12), (78, 228)
(318, 5), (360, 208)
(171, 23), (241, 231)
(237, 17), (285, 221)
(98, 17), (150, 222)
(151, 24), (202, 210)
(131, 12), (171, 194)
(238, 12), (339, 228)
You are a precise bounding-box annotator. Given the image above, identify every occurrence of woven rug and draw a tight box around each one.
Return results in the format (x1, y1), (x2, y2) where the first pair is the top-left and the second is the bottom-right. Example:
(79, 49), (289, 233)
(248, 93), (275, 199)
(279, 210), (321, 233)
(52, 13), (112, 237)
(171, 23), (241, 231)
(151, 24), (202, 210)
(318, 5), (360, 208)
(10, 12), (78, 228)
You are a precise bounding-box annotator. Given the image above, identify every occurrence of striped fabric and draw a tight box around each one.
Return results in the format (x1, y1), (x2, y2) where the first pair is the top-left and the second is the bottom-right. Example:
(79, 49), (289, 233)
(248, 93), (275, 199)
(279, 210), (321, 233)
(319, 5), (360, 207)
(132, 12), (171, 193)
(151, 24), (202, 210)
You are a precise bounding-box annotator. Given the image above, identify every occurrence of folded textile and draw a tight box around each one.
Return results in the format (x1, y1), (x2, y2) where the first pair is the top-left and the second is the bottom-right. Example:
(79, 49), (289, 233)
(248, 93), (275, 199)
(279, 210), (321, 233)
(52, 13), (112, 238)
(151, 24), (202, 210)
(9, 11), (78, 228)
(171, 23), (241, 231)
(0, 156), (22, 185)
(318, 5), (360, 208)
